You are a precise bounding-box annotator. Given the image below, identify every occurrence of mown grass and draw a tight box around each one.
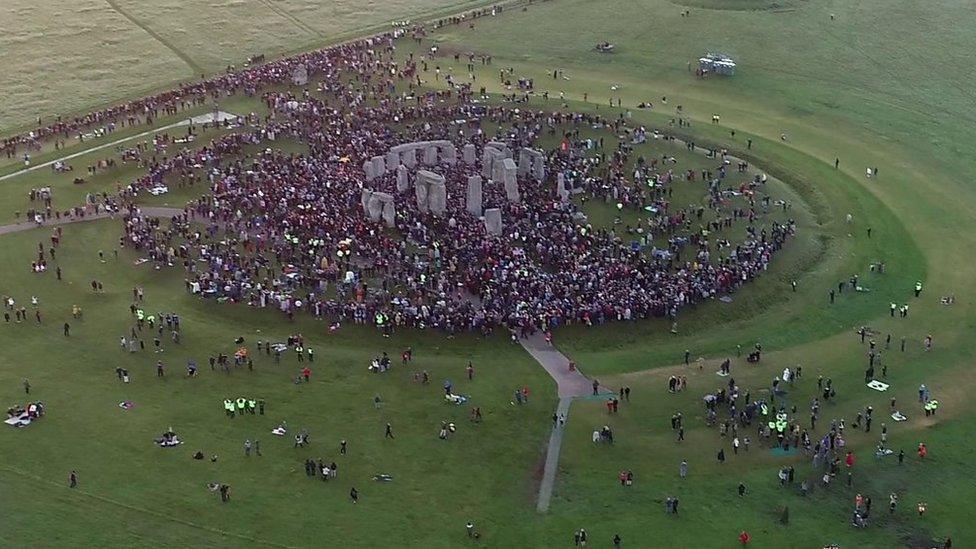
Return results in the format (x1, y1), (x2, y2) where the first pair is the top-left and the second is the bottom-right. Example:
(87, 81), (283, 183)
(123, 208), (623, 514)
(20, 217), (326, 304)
(1, 0), (975, 546)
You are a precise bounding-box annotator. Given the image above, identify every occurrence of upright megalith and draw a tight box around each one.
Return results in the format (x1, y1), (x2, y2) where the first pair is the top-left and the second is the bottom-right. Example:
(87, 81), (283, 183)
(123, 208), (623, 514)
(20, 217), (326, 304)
(466, 175), (483, 217)
(502, 158), (519, 202)
(484, 208), (502, 235)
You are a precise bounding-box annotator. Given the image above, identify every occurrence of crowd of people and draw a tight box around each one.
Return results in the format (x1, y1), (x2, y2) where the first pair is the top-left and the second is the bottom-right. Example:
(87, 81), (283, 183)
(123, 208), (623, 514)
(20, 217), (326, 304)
(8, 19), (792, 339)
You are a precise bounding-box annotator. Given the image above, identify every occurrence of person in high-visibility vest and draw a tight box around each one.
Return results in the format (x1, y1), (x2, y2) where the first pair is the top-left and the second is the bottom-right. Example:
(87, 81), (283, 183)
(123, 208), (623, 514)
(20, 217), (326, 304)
(236, 397), (246, 412)
(224, 399), (235, 418)
(247, 399), (257, 414)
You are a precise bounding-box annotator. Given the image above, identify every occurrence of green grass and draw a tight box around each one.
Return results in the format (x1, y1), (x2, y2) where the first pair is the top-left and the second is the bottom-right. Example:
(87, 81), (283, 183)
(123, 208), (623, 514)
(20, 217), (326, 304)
(2, 0), (976, 546)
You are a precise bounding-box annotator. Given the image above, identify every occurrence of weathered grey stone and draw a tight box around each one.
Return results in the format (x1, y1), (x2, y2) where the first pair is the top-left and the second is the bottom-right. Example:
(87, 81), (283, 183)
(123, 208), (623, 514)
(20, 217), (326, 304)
(532, 156), (546, 181)
(363, 160), (376, 182)
(442, 143), (457, 165)
(361, 189), (373, 214)
(557, 172), (569, 202)
(415, 170), (445, 214)
(502, 158), (519, 202)
(383, 202), (395, 227)
(485, 141), (510, 158)
(396, 165), (410, 192)
(463, 144), (476, 165)
(484, 208), (502, 235)
(518, 148), (532, 177)
(428, 178), (447, 215)
(402, 148), (417, 168)
(365, 192), (384, 222)
(482, 147), (502, 179)
(370, 192), (396, 227)
(423, 146), (438, 166)
(414, 176), (429, 213)
(466, 175), (483, 217)
(372, 155), (386, 176)
(386, 150), (400, 170)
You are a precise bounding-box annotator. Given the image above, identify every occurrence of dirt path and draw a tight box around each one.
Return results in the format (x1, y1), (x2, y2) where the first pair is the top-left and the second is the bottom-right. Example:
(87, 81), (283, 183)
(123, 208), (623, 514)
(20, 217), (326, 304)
(0, 206), (184, 236)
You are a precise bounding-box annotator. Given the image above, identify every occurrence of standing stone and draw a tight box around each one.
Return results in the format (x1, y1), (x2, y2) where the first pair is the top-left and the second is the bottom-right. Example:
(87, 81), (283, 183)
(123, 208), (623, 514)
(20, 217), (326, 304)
(424, 146), (438, 166)
(428, 178), (447, 215)
(396, 165), (409, 192)
(442, 143), (457, 165)
(484, 208), (502, 235)
(557, 172), (569, 202)
(415, 170), (445, 214)
(386, 150), (400, 170)
(371, 155), (386, 176)
(382, 199), (395, 227)
(361, 189), (373, 214)
(402, 148), (417, 168)
(466, 176), (483, 217)
(518, 148), (532, 177)
(463, 144), (476, 165)
(482, 148), (499, 179)
(415, 175), (430, 213)
(369, 192), (395, 227)
(366, 194), (384, 223)
(502, 158), (519, 202)
(532, 156), (546, 181)
(363, 160), (376, 182)
(291, 65), (308, 86)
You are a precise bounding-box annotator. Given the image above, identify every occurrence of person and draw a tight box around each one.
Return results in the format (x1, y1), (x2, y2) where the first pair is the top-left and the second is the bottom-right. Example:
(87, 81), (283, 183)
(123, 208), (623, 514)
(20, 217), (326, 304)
(385, 423), (394, 439)
(63, 322), (70, 336)
(340, 439), (347, 455)
(612, 533), (622, 548)
(679, 460), (688, 479)
(23, 378), (30, 395)
(718, 449), (725, 464)
(738, 483), (746, 497)
(466, 521), (475, 538)
(739, 531), (751, 545)
(918, 442), (927, 460)
(349, 486), (359, 504)
(69, 470), (78, 488)
(219, 484), (230, 502)
(244, 439), (252, 456)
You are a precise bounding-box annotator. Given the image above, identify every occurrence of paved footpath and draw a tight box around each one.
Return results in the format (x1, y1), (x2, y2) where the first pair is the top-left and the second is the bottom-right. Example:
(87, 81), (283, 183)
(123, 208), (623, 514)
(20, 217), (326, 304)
(0, 206), (184, 236)
(519, 333), (611, 512)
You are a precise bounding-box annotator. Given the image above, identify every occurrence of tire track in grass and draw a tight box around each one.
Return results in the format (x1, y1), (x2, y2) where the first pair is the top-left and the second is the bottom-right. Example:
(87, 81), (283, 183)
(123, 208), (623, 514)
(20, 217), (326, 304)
(255, 0), (320, 37)
(0, 465), (295, 548)
(103, 0), (204, 75)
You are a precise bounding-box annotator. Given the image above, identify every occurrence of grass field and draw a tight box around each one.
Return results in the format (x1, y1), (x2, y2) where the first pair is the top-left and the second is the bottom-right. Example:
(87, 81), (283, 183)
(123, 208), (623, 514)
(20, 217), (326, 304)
(0, 0), (486, 132)
(1, 0), (975, 546)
